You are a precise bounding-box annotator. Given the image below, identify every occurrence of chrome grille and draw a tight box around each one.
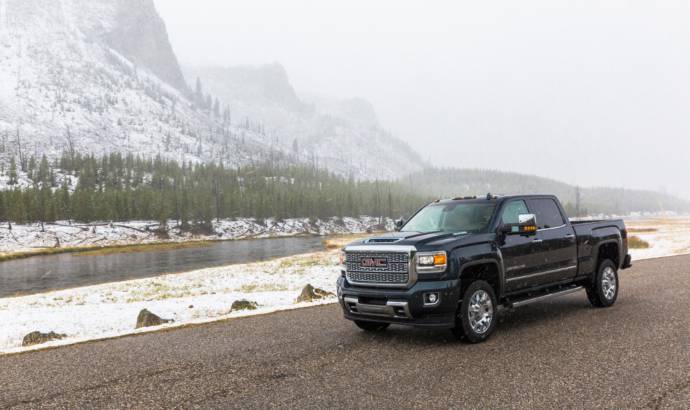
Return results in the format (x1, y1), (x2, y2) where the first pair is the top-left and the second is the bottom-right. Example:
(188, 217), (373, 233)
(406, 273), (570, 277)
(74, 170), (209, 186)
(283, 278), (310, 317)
(345, 251), (410, 286)
(346, 271), (408, 284)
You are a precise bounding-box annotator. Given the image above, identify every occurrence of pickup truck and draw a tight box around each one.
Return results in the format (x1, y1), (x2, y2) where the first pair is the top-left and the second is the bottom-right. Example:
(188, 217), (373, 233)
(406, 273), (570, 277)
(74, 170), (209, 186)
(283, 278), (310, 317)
(336, 194), (632, 343)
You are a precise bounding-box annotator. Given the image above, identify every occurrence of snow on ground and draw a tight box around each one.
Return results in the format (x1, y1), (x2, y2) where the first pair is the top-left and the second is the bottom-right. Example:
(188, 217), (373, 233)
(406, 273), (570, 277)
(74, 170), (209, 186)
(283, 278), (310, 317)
(625, 217), (690, 261)
(0, 249), (343, 354)
(0, 216), (392, 254)
(1, 217), (689, 354)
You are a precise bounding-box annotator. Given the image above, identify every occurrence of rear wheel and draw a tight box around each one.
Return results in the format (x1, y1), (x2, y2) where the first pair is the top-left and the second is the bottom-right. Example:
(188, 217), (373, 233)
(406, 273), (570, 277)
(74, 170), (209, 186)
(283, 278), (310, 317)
(451, 280), (497, 343)
(587, 259), (619, 308)
(354, 320), (390, 332)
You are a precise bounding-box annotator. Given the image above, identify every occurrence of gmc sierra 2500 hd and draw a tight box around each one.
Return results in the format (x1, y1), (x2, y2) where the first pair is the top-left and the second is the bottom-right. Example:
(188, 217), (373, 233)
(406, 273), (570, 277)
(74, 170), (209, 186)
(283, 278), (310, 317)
(336, 194), (632, 343)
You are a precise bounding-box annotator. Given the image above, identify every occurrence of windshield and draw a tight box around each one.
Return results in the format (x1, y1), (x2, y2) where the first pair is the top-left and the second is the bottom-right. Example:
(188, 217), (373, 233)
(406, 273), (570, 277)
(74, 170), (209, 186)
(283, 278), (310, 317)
(401, 202), (496, 234)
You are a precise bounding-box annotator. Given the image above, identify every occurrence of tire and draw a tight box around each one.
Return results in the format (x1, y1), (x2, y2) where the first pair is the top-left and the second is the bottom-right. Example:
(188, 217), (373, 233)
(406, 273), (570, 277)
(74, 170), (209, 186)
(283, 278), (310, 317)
(451, 280), (498, 343)
(354, 320), (390, 332)
(586, 259), (619, 308)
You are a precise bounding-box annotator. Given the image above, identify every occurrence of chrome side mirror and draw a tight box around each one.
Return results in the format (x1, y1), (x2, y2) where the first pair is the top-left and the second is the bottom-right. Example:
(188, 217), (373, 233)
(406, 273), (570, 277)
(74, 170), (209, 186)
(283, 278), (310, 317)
(394, 218), (406, 231)
(503, 214), (538, 235)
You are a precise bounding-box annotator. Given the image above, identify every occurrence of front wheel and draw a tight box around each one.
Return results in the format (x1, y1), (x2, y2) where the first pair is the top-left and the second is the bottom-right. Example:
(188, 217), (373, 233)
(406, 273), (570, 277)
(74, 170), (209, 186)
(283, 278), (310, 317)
(587, 259), (619, 308)
(354, 320), (390, 332)
(451, 280), (498, 343)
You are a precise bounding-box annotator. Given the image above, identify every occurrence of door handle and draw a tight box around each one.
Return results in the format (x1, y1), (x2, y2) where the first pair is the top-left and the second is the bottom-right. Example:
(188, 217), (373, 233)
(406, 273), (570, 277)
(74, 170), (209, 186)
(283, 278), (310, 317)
(565, 234), (575, 238)
(532, 239), (543, 243)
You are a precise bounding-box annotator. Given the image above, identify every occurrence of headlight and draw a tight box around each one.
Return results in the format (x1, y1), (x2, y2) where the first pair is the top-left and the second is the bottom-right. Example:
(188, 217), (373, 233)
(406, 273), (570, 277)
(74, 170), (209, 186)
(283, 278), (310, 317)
(339, 250), (347, 269)
(416, 251), (447, 273)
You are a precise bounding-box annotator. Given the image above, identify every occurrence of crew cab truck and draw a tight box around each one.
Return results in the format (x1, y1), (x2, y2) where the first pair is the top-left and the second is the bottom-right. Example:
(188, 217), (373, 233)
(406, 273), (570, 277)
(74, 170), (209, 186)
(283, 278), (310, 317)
(336, 194), (632, 343)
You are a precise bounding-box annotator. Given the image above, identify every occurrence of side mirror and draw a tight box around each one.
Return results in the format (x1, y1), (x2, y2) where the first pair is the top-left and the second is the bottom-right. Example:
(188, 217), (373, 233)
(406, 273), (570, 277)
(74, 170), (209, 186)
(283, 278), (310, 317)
(503, 214), (538, 236)
(394, 218), (406, 231)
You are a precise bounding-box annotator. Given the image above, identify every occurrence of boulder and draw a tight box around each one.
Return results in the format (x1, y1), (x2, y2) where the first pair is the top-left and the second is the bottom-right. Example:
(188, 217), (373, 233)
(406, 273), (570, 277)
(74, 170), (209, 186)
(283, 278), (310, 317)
(231, 299), (258, 311)
(136, 309), (173, 329)
(22, 331), (66, 347)
(295, 284), (335, 303)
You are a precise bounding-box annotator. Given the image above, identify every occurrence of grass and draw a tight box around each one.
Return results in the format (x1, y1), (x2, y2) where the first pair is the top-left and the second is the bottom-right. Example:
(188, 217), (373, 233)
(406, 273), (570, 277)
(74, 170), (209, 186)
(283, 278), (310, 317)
(238, 283), (288, 293)
(322, 233), (377, 250)
(0, 241), (215, 262)
(628, 235), (651, 249)
(628, 227), (658, 233)
(73, 241), (214, 256)
(0, 247), (95, 263)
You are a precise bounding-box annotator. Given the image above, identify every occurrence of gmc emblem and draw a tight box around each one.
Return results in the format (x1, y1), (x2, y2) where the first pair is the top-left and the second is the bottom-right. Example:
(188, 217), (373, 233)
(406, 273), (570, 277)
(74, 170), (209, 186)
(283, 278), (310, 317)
(360, 257), (388, 268)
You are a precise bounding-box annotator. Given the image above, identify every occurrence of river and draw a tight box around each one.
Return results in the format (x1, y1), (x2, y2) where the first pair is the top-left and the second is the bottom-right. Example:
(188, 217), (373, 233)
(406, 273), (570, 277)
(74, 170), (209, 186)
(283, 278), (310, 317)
(0, 236), (328, 298)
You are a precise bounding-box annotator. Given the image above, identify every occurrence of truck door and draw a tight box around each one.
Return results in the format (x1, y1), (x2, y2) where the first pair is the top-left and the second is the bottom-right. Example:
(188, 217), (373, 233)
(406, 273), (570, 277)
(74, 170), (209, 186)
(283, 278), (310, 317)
(525, 198), (578, 286)
(498, 199), (544, 293)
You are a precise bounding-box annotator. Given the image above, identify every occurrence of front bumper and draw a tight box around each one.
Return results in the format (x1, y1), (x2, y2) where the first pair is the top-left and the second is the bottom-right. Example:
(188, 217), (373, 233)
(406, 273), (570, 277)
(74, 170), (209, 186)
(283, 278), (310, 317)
(337, 276), (460, 328)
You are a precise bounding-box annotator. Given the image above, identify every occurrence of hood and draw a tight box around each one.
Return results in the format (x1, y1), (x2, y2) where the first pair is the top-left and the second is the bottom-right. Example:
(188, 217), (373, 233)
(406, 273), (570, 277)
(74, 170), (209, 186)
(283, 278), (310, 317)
(347, 231), (493, 251)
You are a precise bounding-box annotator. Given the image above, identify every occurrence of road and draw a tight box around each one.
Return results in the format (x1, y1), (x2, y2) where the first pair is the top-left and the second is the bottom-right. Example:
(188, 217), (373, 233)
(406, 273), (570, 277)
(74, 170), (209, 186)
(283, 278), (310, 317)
(1, 255), (689, 409)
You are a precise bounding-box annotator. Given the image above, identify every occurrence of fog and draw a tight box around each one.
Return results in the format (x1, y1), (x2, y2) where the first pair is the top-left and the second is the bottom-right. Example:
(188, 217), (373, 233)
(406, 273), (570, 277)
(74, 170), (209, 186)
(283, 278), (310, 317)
(155, 0), (690, 199)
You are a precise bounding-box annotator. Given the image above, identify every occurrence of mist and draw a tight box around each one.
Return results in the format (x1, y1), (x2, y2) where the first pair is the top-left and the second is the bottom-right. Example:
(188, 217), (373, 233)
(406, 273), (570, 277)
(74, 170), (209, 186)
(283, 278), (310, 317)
(154, 0), (690, 198)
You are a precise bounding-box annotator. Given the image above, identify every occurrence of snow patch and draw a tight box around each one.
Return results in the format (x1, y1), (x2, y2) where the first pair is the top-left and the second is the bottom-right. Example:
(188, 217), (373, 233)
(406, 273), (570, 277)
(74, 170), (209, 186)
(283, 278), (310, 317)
(0, 249), (341, 353)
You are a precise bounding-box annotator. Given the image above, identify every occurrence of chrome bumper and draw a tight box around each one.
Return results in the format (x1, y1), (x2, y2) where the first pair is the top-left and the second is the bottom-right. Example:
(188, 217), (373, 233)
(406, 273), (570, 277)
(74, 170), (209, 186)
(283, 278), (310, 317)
(343, 296), (412, 319)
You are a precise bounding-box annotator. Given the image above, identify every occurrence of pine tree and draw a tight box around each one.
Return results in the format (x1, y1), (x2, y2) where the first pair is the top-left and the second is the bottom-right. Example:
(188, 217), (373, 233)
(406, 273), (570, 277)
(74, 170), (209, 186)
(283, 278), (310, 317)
(213, 98), (220, 117)
(195, 77), (203, 103)
(8, 157), (17, 185)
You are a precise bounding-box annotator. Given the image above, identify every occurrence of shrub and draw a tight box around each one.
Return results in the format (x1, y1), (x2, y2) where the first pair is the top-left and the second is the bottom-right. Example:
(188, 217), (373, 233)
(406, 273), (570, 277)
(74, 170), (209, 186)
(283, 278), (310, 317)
(628, 235), (651, 249)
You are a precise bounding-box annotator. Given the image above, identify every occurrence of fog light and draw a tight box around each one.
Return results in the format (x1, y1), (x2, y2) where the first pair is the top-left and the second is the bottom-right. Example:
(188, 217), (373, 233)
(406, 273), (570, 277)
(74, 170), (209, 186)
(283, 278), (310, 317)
(424, 292), (440, 306)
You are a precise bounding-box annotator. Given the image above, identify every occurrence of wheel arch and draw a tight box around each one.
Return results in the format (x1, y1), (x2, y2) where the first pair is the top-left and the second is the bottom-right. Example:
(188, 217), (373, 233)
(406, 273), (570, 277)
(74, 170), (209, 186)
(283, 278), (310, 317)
(459, 260), (504, 299)
(595, 240), (621, 270)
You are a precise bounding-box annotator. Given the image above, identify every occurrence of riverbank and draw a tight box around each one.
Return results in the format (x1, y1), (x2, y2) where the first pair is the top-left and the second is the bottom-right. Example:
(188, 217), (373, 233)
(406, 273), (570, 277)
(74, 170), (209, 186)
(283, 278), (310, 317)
(0, 248), (343, 354)
(0, 241), (221, 263)
(0, 216), (393, 257)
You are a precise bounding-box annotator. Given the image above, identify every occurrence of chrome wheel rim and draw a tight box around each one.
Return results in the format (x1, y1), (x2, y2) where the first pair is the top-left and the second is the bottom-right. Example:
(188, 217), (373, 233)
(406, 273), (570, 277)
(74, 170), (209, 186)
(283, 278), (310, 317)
(602, 267), (617, 300)
(468, 289), (493, 334)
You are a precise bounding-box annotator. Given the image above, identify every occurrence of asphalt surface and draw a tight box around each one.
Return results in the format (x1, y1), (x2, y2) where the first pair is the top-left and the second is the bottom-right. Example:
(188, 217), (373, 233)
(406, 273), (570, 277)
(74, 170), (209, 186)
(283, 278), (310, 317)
(1, 255), (689, 409)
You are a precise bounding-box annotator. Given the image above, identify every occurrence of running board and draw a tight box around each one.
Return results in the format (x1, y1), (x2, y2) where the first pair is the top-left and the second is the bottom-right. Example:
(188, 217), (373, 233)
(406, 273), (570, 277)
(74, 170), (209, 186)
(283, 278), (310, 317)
(507, 286), (584, 308)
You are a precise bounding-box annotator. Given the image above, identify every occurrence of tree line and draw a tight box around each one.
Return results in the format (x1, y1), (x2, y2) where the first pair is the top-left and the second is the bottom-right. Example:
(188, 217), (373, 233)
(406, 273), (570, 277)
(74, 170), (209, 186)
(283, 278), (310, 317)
(0, 152), (430, 232)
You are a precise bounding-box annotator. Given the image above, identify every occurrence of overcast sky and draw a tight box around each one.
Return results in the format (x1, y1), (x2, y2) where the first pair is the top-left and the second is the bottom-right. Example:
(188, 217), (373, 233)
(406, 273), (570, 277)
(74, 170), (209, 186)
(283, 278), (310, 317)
(155, 0), (690, 198)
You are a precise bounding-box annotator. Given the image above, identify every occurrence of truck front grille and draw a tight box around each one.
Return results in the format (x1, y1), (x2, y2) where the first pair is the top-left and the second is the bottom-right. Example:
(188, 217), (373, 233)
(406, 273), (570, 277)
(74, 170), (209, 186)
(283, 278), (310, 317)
(345, 251), (410, 286)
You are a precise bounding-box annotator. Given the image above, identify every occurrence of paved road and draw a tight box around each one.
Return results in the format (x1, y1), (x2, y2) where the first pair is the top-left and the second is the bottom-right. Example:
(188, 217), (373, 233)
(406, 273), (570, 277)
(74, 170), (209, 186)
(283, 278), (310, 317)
(1, 255), (689, 409)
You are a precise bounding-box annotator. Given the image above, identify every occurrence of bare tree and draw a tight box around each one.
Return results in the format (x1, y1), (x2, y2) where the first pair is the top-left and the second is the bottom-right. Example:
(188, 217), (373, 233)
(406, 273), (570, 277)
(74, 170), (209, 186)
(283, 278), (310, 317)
(15, 126), (25, 171)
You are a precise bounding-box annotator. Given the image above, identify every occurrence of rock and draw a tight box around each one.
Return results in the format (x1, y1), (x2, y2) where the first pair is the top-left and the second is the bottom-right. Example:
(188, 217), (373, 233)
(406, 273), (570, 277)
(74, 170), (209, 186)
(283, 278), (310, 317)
(135, 309), (173, 329)
(231, 300), (258, 311)
(188, 305), (194, 309)
(295, 284), (335, 303)
(22, 331), (66, 347)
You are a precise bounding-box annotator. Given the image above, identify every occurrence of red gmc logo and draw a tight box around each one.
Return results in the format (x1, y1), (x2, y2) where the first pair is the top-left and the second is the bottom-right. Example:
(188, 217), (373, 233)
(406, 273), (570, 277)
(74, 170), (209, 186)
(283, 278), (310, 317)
(360, 257), (388, 268)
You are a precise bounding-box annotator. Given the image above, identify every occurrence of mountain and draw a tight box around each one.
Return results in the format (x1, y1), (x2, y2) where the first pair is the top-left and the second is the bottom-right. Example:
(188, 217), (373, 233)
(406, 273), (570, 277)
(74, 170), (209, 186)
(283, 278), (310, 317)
(0, 0), (282, 169)
(400, 168), (690, 215)
(184, 64), (425, 179)
(0, 0), (421, 180)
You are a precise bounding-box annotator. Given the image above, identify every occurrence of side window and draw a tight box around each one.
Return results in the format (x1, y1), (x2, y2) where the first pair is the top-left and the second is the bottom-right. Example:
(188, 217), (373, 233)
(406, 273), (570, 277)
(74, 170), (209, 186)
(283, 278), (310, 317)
(528, 199), (565, 229)
(501, 200), (529, 225)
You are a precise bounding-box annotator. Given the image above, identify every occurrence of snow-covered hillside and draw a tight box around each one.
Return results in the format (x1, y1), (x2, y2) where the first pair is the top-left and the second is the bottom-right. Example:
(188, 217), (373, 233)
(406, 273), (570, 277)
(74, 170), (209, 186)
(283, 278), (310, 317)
(185, 64), (425, 179)
(0, 0), (423, 180)
(0, 0), (279, 169)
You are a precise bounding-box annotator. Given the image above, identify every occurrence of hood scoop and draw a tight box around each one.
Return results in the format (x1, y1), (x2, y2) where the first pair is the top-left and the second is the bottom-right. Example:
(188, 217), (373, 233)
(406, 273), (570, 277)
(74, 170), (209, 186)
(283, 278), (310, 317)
(364, 237), (403, 244)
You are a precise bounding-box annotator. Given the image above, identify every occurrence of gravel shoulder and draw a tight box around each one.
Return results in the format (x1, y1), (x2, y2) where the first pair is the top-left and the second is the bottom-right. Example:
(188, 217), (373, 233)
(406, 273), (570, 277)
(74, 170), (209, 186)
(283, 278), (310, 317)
(1, 255), (689, 409)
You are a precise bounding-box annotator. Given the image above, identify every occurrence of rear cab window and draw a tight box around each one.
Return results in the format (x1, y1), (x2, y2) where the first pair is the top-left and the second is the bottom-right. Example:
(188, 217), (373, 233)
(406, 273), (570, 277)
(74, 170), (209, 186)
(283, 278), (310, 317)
(528, 198), (565, 229)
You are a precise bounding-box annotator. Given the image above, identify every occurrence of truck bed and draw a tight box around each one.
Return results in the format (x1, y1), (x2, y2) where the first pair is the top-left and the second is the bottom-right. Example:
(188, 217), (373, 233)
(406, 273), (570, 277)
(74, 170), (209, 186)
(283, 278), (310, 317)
(570, 218), (629, 275)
